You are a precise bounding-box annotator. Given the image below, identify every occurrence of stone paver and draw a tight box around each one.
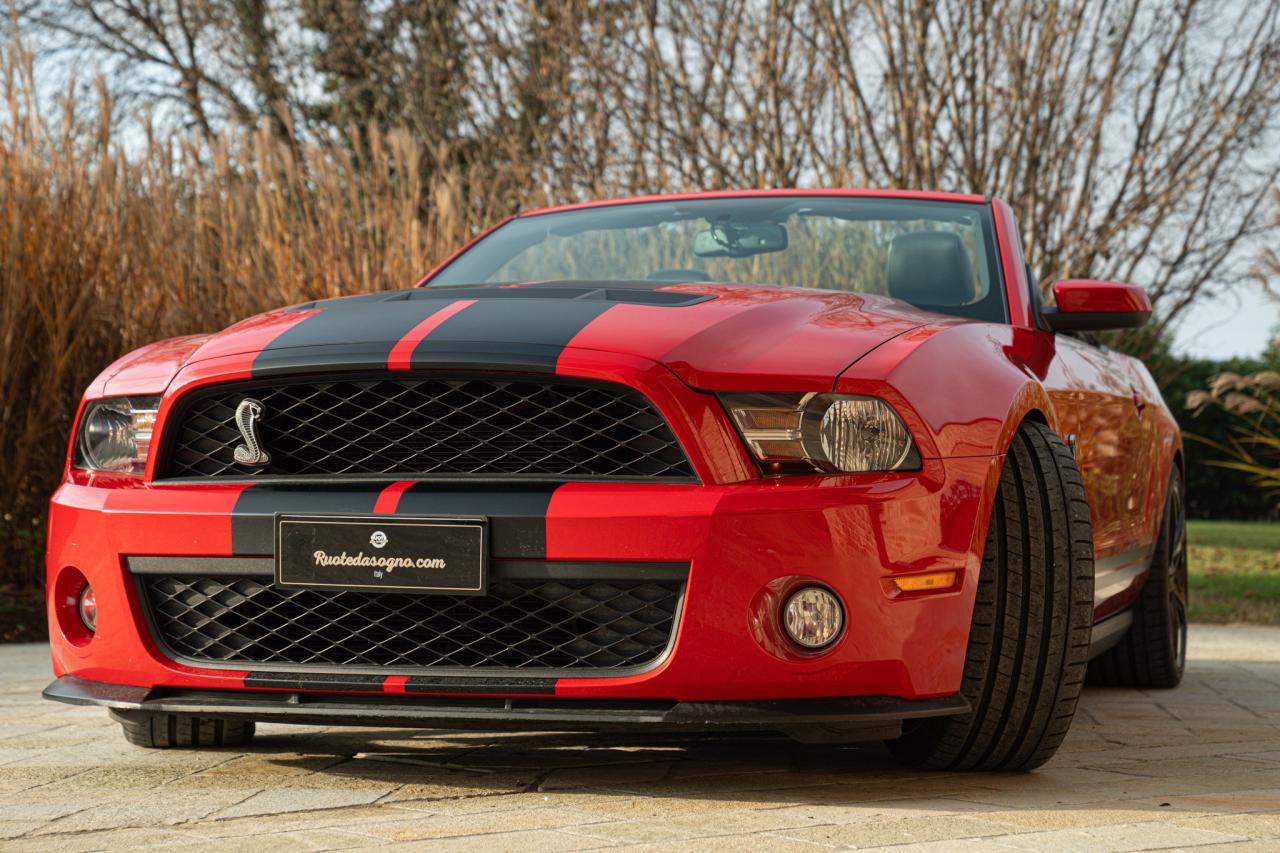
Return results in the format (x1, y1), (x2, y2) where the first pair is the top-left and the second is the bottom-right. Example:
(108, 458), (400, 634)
(2, 624), (1278, 851)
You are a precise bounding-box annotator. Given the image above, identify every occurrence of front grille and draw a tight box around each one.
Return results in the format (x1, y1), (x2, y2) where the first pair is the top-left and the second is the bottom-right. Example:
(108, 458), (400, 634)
(159, 376), (694, 480)
(140, 575), (683, 672)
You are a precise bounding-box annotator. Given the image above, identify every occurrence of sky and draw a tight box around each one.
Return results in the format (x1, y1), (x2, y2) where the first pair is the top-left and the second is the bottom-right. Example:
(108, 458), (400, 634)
(16, 8), (1276, 364)
(1172, 284), (1278, 360)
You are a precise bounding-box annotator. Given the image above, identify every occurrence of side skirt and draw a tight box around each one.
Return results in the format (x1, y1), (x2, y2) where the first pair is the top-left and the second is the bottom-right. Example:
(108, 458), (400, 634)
(1087, 610), (1135, 660)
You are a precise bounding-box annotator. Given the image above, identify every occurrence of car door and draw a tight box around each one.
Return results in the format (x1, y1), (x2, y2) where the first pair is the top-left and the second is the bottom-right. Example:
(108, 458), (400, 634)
(993, 200), (1157, 620)
(1043, 333), (1153, 618)
(1115, 352), (1164, 550)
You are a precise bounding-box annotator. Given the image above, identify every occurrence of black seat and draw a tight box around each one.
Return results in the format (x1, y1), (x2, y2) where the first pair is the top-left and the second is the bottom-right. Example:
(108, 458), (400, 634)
(885, 231), (976, 308)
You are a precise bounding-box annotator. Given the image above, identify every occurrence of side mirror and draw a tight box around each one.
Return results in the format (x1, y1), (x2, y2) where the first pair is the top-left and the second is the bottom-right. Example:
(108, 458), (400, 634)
(1041, 279), (1151, 332)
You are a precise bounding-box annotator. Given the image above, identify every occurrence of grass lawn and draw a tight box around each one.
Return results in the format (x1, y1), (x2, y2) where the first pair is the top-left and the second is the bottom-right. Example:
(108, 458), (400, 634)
(1188, 519), (1280, 624)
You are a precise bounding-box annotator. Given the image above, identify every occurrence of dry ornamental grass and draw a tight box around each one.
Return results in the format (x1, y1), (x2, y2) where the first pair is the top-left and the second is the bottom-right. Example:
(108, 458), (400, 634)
(4, 1), (1279, 639)
(0, 50), (516, 623)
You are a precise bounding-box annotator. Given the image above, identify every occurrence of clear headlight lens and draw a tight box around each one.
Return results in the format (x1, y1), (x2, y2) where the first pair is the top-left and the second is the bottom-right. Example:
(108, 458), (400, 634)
(721, 392), (919, 474)
(810, 395), (916, 472)
(75, 396), (160, 474)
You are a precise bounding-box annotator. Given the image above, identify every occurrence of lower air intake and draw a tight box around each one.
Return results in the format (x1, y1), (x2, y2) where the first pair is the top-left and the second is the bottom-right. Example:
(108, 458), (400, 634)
(140, 575), (684, 673)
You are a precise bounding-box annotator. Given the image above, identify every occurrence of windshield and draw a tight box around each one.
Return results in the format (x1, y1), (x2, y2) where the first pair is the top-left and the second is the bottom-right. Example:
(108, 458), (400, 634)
(428, 196), (1005, 322)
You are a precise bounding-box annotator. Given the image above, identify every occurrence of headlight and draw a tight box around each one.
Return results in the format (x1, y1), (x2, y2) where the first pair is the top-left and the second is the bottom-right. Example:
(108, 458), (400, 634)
(720, 392), (919, 474)
(75, 396), (160, 474)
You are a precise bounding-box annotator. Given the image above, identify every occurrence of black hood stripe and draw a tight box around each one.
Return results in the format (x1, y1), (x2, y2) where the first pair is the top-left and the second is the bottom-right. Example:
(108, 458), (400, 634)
(229, 484), (556, 559)
(251, 292), (443, 376)
(409, 297), (614, 372)
(248, 291), (617, 375)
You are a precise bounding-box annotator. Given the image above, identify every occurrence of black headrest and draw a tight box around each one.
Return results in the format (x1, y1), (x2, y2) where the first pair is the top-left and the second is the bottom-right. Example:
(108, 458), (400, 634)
(885, 231), (976, 307)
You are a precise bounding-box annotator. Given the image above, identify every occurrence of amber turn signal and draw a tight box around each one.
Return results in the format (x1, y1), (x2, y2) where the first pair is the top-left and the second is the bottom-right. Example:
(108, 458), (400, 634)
(883, 570), (958, 596)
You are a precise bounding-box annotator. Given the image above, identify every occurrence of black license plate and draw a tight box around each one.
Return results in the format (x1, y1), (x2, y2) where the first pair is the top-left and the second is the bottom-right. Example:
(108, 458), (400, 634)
(275, 514), (487, 595)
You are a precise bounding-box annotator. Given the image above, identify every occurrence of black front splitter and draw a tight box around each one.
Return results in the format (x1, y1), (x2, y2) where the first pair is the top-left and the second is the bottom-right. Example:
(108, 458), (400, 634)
(44, 675), (967, 741)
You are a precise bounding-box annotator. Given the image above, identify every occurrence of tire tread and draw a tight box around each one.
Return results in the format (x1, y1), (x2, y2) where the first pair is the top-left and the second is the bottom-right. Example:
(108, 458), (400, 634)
(888, 421), (1094, 771)
(110, 711), (255, 749)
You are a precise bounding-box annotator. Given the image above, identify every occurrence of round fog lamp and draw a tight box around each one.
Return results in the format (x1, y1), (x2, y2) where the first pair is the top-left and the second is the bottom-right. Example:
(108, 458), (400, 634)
(783, 586), (843, 649)
(78, 585), (98, 633)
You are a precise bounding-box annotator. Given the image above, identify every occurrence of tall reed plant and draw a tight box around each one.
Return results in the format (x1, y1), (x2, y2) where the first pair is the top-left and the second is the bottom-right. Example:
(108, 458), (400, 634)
(0, 41), (530, 635)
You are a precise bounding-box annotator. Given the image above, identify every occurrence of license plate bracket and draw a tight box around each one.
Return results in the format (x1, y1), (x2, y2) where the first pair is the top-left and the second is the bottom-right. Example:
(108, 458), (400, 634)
(275, 514), (487, 595)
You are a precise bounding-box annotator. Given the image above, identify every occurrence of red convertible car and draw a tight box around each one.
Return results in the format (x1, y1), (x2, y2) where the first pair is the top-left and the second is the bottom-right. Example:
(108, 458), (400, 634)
(44, 190), (1185, 771)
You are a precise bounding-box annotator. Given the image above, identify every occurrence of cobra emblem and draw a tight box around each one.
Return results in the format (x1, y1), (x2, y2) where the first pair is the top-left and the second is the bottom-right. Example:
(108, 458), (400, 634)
(232, 398), (271, 467)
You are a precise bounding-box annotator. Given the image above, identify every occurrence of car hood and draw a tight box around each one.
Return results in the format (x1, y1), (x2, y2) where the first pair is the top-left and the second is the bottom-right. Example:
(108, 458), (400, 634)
(163, 282), (937, 392)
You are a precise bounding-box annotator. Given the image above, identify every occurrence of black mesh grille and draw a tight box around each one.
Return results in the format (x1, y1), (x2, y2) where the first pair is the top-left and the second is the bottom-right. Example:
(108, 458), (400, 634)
(140, 575), (682, 671)
(160, 376), (694, 480)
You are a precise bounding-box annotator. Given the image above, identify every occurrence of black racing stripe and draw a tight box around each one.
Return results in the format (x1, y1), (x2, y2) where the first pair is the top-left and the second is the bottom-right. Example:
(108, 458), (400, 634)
(244, 671), (386, 691)
(252, 346), (418, 377)
(229, 485), (555, 558)
(396, 485), (555, 559)
(283, 292), (391, 313)
(230, 486), (381, 555)
(251, 291), (446, 376)
(410, 297), (613, 372)
(402, 675), (557, 695)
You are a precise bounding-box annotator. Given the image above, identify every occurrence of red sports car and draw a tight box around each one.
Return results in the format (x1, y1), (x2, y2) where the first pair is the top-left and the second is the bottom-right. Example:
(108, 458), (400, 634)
(44, 190), (1185, 771)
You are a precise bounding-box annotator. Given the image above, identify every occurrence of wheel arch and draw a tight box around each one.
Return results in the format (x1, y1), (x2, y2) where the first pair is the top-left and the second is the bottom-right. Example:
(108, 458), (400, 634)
(838, 322), (1064, 460)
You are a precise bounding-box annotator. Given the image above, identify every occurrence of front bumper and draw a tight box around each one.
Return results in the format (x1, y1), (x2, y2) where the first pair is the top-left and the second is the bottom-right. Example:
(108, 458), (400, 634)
(47, 451), (999, 705)
(45, 675), (969, 741)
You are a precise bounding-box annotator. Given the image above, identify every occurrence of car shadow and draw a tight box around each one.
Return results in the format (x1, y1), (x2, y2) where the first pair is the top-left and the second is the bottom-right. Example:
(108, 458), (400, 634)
(241, 654), (1280, 821)
(249, 726), (1015, 806)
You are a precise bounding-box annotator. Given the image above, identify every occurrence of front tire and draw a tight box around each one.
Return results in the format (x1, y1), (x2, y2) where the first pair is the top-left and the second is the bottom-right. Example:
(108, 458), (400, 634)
(110, 710), (256, 749)
(887, 421), (1094, 771)
(1087, 468), (1188, 688)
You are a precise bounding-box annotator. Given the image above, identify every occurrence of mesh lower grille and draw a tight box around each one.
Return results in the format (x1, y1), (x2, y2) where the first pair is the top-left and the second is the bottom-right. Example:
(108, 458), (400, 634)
(160, 376), (694, 480)
(140, 575), (683, 671)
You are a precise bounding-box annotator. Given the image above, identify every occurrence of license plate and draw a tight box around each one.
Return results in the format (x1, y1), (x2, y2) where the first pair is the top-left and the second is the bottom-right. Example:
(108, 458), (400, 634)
(275, 514), (487, 595)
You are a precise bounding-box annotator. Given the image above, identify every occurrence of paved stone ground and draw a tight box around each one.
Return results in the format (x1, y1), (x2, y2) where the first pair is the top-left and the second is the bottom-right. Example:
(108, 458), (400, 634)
(2, 625), (1279, 852)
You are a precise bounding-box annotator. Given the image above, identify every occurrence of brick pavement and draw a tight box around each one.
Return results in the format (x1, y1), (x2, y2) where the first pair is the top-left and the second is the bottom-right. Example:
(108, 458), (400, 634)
(2, 624), (1279, 851)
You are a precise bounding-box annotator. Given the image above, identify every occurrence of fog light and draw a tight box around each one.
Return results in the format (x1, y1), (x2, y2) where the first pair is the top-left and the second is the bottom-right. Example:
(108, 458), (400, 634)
(782, 586), (843, 649)
(78, 585), (97, 633)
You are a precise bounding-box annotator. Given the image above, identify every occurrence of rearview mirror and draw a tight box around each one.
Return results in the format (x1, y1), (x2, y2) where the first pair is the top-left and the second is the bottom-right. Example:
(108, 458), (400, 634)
(693, 223), (788, 258)
(1042, 279), (1151, 332)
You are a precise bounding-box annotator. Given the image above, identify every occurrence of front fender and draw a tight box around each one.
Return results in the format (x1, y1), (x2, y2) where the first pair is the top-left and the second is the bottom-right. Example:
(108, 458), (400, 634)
(88, 334), (212, 399)
(837, 322), (1058, 460)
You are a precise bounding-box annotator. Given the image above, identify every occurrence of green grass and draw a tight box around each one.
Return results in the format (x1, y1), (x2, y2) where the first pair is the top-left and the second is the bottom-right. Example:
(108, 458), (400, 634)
(1188, 519), (1280, 551)
(1187, 519), (1280, 624)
